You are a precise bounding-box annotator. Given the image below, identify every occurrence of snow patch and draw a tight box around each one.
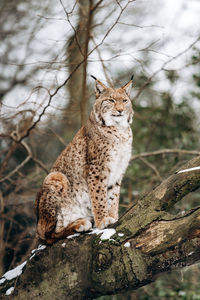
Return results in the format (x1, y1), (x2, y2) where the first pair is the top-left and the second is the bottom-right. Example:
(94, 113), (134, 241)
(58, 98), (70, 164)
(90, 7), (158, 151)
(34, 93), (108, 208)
(118, 233), (124, 237)
(88, 228), (103, 235)
(88, 228), (116, 241)
(67, 233), (80, 239)
(31, 244), (46, 256)
(124, 242), (130, 248)
(5, 286), (14, 295)
(100, 229), (116, 240)
(30, 244), (46, 260)
(32, 244), (46, 253)
(1, 244), (47, 284)
(62, 242), (66, 247)
(29, 254), (36, 260)
(0, 278), (6, 284)
(2, 261), (27, 281)
(177, 166), (200, 174)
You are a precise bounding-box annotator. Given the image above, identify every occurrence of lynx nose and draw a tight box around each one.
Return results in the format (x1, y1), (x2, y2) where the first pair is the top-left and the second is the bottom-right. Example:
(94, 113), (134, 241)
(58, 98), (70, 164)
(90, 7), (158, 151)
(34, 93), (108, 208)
(117, 108), (123, 115)
(116, 105), (123, 113)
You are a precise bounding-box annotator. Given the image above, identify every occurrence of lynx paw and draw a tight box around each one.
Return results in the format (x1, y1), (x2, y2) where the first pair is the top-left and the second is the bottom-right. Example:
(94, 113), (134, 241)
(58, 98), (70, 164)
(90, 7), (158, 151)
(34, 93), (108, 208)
(75, 219), (92, 232)
(97, 217), (116, 230)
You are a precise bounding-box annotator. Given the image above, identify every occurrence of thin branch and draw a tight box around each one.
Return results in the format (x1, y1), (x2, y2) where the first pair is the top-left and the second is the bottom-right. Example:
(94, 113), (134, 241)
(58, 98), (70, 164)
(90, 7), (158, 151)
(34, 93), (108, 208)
(0, 154), (31, 183)
(31, 157), (49, 174)
(91, 0), (103, 13)
(48, 127), (67, 146)
(0, 131), (48, 183)
(59, 0), (84, 57)
(139, 157), (162, 182)
(134, 35), (200, 100)
(91, 36), (113, 86)
(131, 149), (200, 161)
(65, 0), (78, 15)
(118, 21), (164, 29)
(93, 0), (131, 49)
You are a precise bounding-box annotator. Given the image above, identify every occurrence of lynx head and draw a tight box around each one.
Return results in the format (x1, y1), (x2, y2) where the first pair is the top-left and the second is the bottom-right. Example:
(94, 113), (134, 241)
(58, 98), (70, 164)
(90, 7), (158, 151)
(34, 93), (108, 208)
(92, 77), (134, 128)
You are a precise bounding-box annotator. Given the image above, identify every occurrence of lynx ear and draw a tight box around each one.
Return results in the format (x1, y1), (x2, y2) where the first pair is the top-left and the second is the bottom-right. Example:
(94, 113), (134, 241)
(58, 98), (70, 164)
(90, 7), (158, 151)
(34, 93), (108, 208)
(122, 75), (134, 97)
(91, 75), (108, 98)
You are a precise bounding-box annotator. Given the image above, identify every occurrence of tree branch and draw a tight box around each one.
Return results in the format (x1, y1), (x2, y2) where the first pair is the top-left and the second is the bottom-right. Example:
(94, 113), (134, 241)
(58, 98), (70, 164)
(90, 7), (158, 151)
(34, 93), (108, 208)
(1, 156), (200, 299)
(133, 207), (200, 254)
(118, 156), (200, 236)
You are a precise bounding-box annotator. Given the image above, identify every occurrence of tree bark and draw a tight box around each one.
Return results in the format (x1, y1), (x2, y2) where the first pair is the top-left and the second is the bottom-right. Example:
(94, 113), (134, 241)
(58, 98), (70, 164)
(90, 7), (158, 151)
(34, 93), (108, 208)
(63, 0), (94, 130)
(1, 156), (200, 299)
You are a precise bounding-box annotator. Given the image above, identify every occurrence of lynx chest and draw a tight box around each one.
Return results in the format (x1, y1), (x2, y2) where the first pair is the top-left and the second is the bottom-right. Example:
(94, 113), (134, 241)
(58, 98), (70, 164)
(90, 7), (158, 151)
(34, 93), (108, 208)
(108, 131), (132, 186)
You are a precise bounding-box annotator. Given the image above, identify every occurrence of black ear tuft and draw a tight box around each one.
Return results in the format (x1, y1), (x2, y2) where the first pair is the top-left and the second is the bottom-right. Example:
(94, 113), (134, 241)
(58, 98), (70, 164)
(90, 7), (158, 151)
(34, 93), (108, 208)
(91, 75), (97, 81)
(121, 79), (133, 97)
(131, 74), (134, 81)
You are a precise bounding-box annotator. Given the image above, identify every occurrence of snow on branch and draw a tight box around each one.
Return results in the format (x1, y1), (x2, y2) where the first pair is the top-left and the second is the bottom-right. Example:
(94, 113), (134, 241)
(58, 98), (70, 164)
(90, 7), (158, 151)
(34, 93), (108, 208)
(177, 166), (200, 174)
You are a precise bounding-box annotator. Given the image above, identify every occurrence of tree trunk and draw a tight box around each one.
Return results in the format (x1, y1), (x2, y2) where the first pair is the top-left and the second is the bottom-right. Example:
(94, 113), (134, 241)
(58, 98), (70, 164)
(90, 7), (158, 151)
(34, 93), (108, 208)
(1, 156), (200, 299)
(63, 0), (94, 131)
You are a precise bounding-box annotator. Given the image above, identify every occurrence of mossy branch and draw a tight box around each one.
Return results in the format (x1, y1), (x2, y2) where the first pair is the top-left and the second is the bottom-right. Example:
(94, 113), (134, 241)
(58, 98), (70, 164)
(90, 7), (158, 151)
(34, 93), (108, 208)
(1, 156), (200, 299)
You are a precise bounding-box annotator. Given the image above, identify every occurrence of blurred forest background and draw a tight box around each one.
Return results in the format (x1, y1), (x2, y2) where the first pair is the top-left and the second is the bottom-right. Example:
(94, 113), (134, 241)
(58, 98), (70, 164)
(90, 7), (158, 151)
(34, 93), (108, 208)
(0, 0), (200, 299)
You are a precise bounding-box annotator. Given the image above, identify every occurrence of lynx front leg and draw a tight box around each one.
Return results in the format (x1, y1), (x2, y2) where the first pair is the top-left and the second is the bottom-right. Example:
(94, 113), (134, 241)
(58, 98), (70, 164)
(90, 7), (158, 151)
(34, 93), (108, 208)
(88, 167), (115, 229)
(107, 183), (120, 221)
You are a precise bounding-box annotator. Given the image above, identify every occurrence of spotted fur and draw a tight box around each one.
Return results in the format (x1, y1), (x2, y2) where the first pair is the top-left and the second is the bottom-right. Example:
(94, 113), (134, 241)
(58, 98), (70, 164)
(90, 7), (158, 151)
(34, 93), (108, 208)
(35, 78), (134, 244)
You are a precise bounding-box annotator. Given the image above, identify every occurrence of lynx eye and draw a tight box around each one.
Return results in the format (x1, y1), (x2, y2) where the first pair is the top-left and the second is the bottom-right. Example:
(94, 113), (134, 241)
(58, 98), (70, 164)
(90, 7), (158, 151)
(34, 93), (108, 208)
(123, 99), (128, 103)
(108, 99), (116, 103)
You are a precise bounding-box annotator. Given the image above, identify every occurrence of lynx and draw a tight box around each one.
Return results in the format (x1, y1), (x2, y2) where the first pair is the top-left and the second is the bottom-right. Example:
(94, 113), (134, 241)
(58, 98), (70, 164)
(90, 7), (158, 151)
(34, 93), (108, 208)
(35, 77), (134, 244)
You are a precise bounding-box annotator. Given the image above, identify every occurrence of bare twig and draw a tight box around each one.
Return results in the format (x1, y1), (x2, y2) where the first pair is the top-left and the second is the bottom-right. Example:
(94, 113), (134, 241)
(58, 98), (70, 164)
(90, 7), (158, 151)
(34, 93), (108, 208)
(134, 36), (200, 100)
(91, 36), (113, 86)
(59, 0), (84, 57)
(91, 0), (103, 13)
(0, 154), (31, 183)
(0, 131), (48, 183)
(48, 127), (67, 146)
(118, 21), (164, 29)
(131, 149), (200, 161)
(139, 157), (162, 181)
